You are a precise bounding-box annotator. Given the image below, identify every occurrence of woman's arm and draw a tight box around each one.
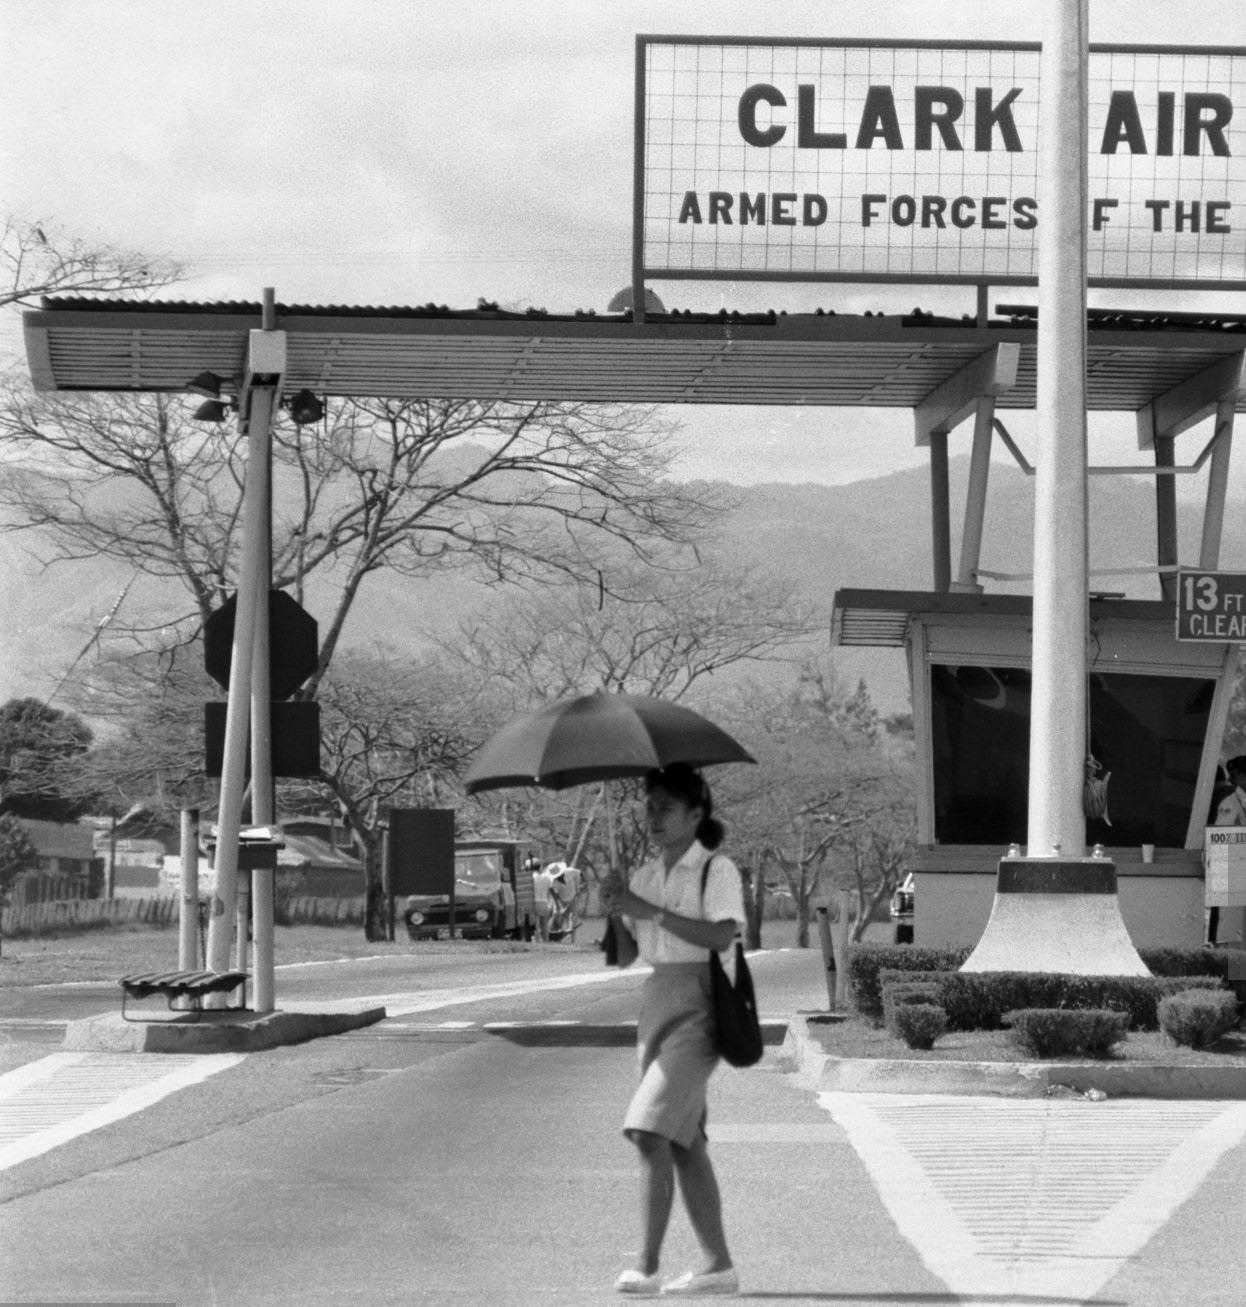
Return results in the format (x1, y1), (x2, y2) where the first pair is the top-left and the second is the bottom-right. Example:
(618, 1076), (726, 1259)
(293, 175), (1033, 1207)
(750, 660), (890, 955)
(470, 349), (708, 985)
(621, 887), (736, 953)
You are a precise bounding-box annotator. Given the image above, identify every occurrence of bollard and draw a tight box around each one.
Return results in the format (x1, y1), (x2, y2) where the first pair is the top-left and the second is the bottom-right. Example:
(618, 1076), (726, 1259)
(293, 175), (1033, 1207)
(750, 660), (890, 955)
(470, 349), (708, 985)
(815, 907), (837, 1011)
(831, 890), (852, 1009)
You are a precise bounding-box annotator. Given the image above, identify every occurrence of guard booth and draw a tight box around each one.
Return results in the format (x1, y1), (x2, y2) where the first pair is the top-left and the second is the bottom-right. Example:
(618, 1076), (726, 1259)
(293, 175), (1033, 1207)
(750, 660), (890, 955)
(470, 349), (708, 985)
(833, 588), (1243, 950)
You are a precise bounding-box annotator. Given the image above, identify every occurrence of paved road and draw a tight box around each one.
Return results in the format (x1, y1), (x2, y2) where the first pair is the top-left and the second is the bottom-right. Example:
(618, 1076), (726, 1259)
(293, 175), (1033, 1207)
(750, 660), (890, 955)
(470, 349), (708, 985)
(3, 946), (1246, 1305)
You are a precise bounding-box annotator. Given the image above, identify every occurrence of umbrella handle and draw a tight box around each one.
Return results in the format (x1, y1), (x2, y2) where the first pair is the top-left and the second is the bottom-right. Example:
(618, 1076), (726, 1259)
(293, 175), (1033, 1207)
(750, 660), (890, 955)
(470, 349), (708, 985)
(604, 783), (619, 876)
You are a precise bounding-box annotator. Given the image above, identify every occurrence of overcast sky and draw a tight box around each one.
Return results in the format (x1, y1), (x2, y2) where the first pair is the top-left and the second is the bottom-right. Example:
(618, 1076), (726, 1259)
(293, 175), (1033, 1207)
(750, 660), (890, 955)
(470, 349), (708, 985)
(1, 0), (1242, 484)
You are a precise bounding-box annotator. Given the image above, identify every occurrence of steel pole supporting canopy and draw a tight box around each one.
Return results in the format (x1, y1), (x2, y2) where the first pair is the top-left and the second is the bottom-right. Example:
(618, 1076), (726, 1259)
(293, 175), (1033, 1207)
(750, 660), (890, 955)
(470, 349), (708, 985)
(462, 691), (755, 793)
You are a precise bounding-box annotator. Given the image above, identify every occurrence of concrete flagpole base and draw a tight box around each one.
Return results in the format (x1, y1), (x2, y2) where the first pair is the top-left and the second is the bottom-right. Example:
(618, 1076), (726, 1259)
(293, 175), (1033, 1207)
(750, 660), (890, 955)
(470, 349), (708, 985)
(961, 856), (1151, 976)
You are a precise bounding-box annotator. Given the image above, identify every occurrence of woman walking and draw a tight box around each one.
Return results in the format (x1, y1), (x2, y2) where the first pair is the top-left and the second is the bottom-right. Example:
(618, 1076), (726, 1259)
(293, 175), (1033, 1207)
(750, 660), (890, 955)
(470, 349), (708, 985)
(613, 763), (744, 1297)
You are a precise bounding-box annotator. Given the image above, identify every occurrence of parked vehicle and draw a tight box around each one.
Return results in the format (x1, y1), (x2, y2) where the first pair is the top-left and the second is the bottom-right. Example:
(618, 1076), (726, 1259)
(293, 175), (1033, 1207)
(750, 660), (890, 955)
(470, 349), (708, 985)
(889, 872), (915, 944)
(403, 839), (537, 941)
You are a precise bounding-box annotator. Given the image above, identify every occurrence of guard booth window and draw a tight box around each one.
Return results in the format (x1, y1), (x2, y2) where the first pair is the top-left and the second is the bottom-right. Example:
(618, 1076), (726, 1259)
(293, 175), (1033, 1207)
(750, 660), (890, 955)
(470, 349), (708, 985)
(930, 665), (1215, 849)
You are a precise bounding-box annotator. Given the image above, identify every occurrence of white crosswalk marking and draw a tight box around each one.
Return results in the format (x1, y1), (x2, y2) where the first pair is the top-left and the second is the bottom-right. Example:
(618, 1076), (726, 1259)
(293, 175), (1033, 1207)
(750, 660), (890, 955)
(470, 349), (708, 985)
(820, 1091), (1246, 1305)
(0, 1051), (245, 1171)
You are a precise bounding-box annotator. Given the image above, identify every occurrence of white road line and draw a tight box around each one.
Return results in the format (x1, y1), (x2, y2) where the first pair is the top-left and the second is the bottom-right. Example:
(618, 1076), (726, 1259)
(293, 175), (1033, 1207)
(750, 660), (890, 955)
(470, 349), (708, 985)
(820, 1091), (1246, 1305)
(339, 965), (653, 1015)
(0, 1051), (245, 1171)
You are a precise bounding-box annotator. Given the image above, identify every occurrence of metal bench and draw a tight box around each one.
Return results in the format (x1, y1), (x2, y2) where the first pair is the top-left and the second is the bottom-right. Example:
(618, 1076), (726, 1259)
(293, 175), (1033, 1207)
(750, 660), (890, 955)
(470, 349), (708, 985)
(119, 969), (249, 1022)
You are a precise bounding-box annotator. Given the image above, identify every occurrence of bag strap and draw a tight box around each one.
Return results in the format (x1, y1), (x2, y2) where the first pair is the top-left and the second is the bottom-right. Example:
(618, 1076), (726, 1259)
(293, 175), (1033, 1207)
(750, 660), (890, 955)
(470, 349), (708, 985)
(700, 854), (731, 964)
(699, 853), (715, 909)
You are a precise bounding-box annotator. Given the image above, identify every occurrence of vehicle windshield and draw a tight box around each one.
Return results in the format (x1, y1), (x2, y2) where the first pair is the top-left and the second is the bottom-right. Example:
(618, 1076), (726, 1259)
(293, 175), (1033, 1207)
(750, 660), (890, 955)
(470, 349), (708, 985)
(455, 852), (503, 889)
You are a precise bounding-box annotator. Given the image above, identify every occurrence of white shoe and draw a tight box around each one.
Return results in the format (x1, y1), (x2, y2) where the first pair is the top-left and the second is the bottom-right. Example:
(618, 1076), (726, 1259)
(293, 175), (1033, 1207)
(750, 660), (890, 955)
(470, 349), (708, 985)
(660, 1267), (739, 1296)
(615, 1268), (662, 1295)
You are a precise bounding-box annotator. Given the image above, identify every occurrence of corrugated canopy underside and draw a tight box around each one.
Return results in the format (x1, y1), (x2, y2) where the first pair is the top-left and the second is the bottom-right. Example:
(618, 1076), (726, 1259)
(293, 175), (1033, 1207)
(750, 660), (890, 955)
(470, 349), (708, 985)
(23, 299), (1246, 413)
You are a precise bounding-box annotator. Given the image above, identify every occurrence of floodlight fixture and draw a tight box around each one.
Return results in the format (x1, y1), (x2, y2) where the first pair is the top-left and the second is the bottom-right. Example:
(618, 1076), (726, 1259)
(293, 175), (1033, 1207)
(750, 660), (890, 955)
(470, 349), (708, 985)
(186, 370), (224, 398)
(287, 389), (325, 425)
(193, 399), (233, 423)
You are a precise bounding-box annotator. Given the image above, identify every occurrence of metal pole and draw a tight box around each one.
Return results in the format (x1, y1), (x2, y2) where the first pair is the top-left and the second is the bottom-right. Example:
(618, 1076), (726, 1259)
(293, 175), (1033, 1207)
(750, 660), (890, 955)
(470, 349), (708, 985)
(955, 398), (997, 591)
(204, 304), (284, 989)
(1199, 400), (1234, 569)
(1154, 434), (1178, 602)
(1027, 0), (1090, 859)
(178, 808), (199, 970)
(204, 564), (256, 981)
(249, 336), (278, 1012)
(929, 432), (951, 592)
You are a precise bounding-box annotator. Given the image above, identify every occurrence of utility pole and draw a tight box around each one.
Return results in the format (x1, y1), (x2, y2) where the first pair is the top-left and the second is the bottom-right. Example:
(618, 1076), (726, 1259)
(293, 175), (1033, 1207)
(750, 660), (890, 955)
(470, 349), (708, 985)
(204, 292), (284, 1007)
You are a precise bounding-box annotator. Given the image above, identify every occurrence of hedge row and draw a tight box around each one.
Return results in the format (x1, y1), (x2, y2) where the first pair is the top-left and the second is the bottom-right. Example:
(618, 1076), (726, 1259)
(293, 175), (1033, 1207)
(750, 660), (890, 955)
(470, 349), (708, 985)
(851, 943), (1241, 1031)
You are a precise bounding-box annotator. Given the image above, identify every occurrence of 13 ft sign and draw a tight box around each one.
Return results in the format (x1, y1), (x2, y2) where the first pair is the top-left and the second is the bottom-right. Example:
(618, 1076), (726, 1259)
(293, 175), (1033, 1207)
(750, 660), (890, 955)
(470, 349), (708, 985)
(1176, 570), (1246, 642)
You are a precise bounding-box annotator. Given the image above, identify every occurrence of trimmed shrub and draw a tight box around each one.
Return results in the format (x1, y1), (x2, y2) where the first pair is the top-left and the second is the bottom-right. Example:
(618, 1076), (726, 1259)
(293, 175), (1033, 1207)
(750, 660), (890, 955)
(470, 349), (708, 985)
(849, 946), (1238, 1032)
(937, 972), (1230, 1032)
(1006, 1008), (1129, 1059)
(847, 945), (970, 1021)
(1158, 989), (1239, 1050)
(891, 1002), (948, 1050)
(1141, 947), (1231, 978)
(882, 981), (942, 1035)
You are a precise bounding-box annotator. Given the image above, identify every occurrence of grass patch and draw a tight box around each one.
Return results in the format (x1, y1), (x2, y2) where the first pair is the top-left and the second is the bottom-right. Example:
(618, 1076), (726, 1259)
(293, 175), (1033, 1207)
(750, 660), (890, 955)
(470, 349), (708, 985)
(0, 921), (601, 988)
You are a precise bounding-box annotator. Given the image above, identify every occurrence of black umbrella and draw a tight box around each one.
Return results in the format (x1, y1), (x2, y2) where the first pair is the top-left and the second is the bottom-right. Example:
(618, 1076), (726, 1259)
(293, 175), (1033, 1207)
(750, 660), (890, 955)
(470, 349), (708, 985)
(462, 691), (755, 794)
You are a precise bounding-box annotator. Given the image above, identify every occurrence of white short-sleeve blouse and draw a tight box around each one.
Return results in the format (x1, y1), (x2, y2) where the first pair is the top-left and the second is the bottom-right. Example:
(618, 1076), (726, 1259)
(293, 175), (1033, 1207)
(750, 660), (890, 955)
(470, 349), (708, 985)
(624, 840), (745, 965)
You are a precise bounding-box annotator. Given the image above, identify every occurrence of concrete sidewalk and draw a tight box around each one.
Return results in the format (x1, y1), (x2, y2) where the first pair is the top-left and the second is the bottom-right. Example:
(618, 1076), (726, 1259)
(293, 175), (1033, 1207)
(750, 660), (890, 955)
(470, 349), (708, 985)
(62, 1000), (386, 1053)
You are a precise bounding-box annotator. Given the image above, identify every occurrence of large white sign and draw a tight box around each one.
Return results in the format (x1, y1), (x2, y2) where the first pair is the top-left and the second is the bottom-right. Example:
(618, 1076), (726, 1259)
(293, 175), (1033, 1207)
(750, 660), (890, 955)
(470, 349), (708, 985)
(637, 39), (1246, 288)
(1205, 826), (1246, 906)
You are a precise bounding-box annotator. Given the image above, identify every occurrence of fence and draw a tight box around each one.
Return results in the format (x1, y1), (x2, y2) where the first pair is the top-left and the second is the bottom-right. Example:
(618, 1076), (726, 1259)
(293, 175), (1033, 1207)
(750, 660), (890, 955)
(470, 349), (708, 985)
(2, 893), (367, 937)
(2, 895), (179, 936)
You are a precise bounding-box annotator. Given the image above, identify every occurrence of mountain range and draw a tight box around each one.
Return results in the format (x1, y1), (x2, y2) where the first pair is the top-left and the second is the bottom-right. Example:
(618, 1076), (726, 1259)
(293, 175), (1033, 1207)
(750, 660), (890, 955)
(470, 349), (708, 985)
(2, 456), (1240, 717)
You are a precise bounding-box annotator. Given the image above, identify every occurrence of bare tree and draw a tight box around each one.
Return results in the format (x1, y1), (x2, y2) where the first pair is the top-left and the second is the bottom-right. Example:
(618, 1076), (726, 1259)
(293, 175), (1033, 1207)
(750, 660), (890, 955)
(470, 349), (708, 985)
(0, 388), (713, 688)
(716, 661), (915, 947)
(279, 649), (495, 934)
(2, 217), (182, 310)
(452, 543), (819, 706)
(448, 549), (823, 917)
(0, 384), (720, 936)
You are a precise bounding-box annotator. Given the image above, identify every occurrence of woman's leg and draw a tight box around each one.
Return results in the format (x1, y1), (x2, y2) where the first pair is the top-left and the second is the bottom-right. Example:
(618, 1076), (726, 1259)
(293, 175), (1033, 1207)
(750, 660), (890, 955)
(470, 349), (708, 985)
(628, 1129), (675, 1274)
(671, 1133), (732, 1272)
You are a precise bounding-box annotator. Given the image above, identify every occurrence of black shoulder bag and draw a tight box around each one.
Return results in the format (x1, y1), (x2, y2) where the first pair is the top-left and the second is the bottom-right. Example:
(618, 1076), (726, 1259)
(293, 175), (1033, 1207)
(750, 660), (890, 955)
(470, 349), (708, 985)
(701, 856), (764, 1068)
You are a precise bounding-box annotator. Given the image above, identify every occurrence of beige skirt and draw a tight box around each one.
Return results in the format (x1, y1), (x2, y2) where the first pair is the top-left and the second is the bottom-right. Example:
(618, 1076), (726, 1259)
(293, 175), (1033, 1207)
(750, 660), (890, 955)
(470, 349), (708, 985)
(623, 962), (718, 1148)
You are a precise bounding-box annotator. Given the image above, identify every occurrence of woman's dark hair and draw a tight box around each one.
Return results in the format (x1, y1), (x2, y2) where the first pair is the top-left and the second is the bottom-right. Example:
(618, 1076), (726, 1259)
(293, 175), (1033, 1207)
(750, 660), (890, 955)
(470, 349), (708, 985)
(644, 763), (725, 850)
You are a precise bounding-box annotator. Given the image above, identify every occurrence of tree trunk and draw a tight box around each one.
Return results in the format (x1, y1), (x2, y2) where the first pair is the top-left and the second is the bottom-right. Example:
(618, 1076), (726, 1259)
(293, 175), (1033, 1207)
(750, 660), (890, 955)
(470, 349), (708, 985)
(361, 835), (387, 941)
(742, 855), (765, 950)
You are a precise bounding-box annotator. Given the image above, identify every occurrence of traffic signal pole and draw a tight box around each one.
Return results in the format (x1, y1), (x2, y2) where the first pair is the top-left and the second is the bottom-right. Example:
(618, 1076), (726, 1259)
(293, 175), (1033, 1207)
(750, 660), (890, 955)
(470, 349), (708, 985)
(205, 304), (285, 1008)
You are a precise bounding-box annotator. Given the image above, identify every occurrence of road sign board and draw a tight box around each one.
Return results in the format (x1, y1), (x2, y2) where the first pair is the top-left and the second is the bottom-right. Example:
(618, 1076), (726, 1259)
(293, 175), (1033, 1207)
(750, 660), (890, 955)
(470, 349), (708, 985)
(1175, 570), (1246, 643)
(1204, 826), (1246, 907)
(204, 590), (319, 699)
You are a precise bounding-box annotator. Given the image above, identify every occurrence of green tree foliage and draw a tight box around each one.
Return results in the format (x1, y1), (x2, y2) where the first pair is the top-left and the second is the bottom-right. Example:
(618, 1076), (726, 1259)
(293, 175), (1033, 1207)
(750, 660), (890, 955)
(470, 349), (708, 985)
(0, 697), (95, 821)
(0, 811), (37, 898)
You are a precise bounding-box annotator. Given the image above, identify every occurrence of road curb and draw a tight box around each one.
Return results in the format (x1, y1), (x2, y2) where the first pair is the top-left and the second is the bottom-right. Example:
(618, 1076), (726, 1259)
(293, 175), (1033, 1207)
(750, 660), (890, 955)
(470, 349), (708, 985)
(62, 1004), (387, 1054)
(781, 1013), (1246, 1100)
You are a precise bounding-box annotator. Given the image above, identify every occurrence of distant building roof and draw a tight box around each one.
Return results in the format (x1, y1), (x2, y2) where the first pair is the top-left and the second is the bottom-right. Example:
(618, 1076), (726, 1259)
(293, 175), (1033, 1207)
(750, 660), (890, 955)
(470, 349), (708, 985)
(19, 819), (95, 861)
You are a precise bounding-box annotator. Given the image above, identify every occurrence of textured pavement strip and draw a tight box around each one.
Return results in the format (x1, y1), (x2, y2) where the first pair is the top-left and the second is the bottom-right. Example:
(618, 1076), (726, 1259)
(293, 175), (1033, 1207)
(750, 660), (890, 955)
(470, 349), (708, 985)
(0, 1051), (245, 1171)
(820, 1091), (1246, 1305)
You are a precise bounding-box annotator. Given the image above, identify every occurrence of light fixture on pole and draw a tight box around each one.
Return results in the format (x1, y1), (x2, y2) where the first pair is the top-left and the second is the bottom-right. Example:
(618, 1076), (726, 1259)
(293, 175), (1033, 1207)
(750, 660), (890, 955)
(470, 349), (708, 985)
(286, 389), (325, 425)
(186, 371), (237, 422)
(187, 370), (225, 398)
(192, 399), (235, 422)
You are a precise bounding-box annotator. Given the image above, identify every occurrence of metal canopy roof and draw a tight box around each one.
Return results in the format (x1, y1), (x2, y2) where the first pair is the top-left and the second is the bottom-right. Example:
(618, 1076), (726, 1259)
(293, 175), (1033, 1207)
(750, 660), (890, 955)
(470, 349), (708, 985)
(23, 298), (1246, 415)
(830, 587), (1173, 648)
